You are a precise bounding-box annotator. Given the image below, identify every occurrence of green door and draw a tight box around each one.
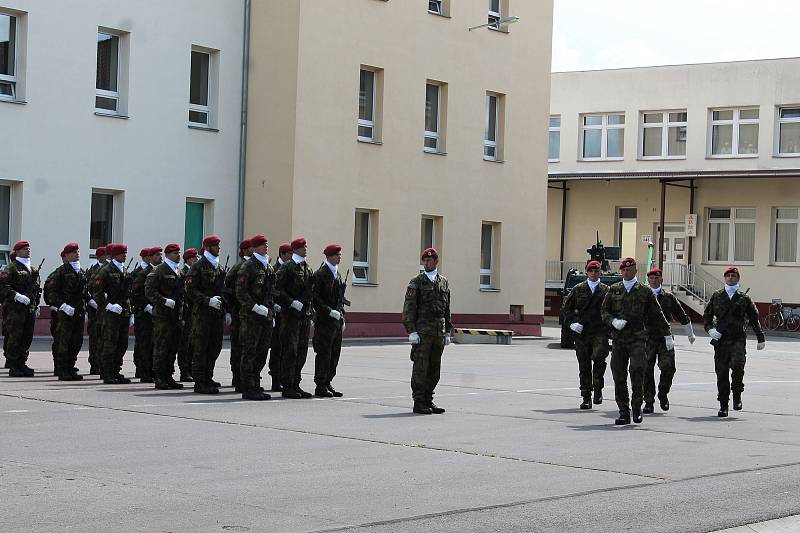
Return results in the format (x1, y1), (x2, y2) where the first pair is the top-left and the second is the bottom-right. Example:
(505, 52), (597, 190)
(184, 201), (205, 250)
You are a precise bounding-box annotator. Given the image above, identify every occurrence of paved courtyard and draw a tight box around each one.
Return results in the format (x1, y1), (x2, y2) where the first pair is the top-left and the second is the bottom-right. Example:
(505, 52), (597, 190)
(1, 327), (799, 532)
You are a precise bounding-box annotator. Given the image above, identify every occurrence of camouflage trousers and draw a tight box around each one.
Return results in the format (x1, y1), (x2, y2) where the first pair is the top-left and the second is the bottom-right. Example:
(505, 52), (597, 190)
(53, 311), (85, 373)
(133, 312), (154, 379)
(239, 314), (272, 391)
(644, 336), (676, 404)
(99, 312), (129, 377)
(152, 317), (180, 379)
(87, 307), (101, 371)
(280, 312), (311, 389)
(50, 308), (58, 367)
(190, 310), (223, 384)
(268, 315), (282, 384)
(230, 313), (242, 385)
(713, 341), (747, 402)
(574, 333), (608, 396)
(313, 319), (342, 387)
(3, 305), (35, 368)
(610, 337), (647, 413)
(177, 314), (193, 376)
(410, 334), (444, 403)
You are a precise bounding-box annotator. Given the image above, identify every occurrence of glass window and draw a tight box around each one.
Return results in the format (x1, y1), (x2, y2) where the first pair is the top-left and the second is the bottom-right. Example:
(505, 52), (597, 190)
(707, 207), (756, 263)
(774, 208), (799, 264)
(0, 14), (16, 98)
(358, 69), (375, 141)
(184, 201), (205, 250)
(484, 93), (500, 160)
(353, 210), (371, 283)
(429, 0), (442, 14)
(488, 0), (501, 25)
(421, 217), (435, 257)
(0, 184), (10, 246)
(96, 32), (119, 112)
(548, 115), (560, 161)
(616, 207), (637, 258)
(778, 107), (800, 155)
(710, 108), (759, 157)
(90, 192), (114, 250)
(582, 129), (602, 159)
(641, 110), (687, 158)
(581, 113), (624, 160)
(480, 223), (493, 288)
(424, 83), (440, 151)
(189, 50), (210, 125)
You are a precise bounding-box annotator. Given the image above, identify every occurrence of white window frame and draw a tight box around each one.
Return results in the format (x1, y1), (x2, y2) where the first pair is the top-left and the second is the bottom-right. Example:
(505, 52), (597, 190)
(708, 107), (759, 158)
(639, 110), (687, 160)
(488, 0), (501, 27)
(424, 83), (440, 152)
(484, 93), (499, 161)
(0, 13), (17, 101)
(189, 49), (211, 127)
(548, 115), (561, 162)
(95, 31), (120, 115)
(353, 209), (371, 284)
(420, 216), (436, 271)
(428, 0), (443, 15)
(771, 207), (800, 265)
(580, 113), (625, 161)
(777, 106), (800, 156)
(706, 207), (756, 265)
(0, 183), (12, 267)
(480, 223), (495, 289)
(358, 68), (376, 142)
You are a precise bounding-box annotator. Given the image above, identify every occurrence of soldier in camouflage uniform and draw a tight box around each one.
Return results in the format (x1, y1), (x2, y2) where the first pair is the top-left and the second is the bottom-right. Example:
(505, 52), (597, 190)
(85, 245), (109, 375)
(402, 247), (452, 415)
(267, 243), (292, 392)
(225, 238), (252, 391)
(145, 243), (185, 390)
(177, 248), (199, 381)
(703, 266), (765, 417)
(275, 237), (314, 399)
(601, 257), (671, 425)
(644, 267), (696, 413)
(312, 244), (346, 398)
(90, 243), (132, 384)
(235, 234), (275, 401)
(561, 260), (609, 409)
(0, 241), (41, 377)
(131, 247), (156, 383)
(43, 243), (87, 381)
(186, 235), (226, 394)
(44, 252), (67, 375)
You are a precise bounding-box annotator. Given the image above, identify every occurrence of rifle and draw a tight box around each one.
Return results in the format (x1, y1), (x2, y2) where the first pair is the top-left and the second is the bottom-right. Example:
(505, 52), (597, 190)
(337, 269), (351, 312)
(211, 255), (229, 314)
(30, 258), (45, 307)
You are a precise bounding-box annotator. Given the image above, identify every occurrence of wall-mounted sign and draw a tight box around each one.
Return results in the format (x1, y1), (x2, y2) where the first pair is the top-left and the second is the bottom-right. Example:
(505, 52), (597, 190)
(642, 234), (652, 243)
(685, 214), (698, 237)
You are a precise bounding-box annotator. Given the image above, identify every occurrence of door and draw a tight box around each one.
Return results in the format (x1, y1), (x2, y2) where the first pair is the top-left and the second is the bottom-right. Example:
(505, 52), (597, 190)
(661, 224), (687, 286)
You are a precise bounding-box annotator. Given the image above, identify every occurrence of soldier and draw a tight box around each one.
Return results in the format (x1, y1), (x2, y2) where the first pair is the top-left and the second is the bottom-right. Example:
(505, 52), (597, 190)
(402, 247), (452, 415)
(43, 243), (87, 381)
(312, 244), (346, 398)
(225, 238), (252, 391)
(267, 242), (292, 392)
(44, 251), (68, 375)
(0, 241), (41, 377)
(601, 258), (671, 425)
(561, 260), (610, 409)
(90, 243), (132, 384)
(131, 247), (156, 383)
(177, 247), (199, 382)
(275, 237), (314, 399)
(644, 267), (696, 413)
(86, 245), (109, 375)
(235, 234), (275, 401)
(186, 235), (226, 394)
(703, 266), (765, 417)
(145, 243), (185, 390)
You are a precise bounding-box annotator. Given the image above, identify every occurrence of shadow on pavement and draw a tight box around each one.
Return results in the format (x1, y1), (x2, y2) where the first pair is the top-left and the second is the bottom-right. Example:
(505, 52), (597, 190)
(676, 416), (742, 422)
(362, 412), (419, 419)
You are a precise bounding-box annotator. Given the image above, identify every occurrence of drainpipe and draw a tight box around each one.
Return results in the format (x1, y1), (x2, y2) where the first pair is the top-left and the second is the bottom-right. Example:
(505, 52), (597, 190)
(236, 0), (252, 242)
(659, 180), (666, 269)
(687, 179), (695, 266)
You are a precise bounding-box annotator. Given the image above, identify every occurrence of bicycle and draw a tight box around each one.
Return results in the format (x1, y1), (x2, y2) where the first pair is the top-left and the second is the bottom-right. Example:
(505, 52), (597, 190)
(763, 299), (800, 332)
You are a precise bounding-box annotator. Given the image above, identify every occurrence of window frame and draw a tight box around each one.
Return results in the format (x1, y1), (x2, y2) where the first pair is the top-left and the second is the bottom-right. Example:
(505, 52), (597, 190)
(89, 191), (116, 252)
(708, 107), (759, 158)
(484, 93), (499, 161)
(639, 110), (687, 160)
(95, 31), (121, 115)
(0, 183), (12, 266)
(777, 106), (800, 156)
(0, 12), (17, 101)
(428, 0), (443, 15)
(353, 209), (372, 284)
(580, 112), (625, 161)
(771, 207), (800, 266)
(358, 68), (376, 142)
(488, 0), (501, 28)
(705, 207), (757, 265)
(424, 82), (440, 153)
(548, 114), (561, 162)
(480, 222), (495, 289)
(189, 49), (211, 127)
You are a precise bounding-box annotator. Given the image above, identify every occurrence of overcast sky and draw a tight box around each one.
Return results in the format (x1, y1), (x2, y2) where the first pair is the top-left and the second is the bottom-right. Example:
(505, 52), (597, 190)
(552, 0), (800, 71)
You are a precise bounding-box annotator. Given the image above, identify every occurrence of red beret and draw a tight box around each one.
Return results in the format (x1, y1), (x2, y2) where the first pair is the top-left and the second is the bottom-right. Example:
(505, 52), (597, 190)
(586, 260), (601, 271)
(279, 243), (292, 254)
(183, 248), (198, 261)
(140, 248), (151, 258)
(647, 268), (663, 277)
(13, 241), (29, 251)
(239, 239), (252, 251)
(421, 247), (438, 260)
(108, 243), (127, 256)
(619, 257), (637, 269)
(249, 234), (268, 248)
(150, 246), (163, 254)
(724, 265), (740, 276)
(62, 242), (79, 255)
(95, 246), (107, 256)
(202, 235), (221, 247)
(323, 243), (342, 257)
(164, 243), (180, 254)
(291, 237), (307, 250)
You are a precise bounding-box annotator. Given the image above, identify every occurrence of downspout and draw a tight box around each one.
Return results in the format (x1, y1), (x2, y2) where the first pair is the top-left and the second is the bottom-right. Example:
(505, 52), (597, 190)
(236, 0), (252, 241)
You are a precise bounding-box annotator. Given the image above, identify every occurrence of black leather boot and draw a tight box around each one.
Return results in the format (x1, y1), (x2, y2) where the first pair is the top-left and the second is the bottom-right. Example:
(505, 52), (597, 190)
(242, 388), (271, 401)
(579, 394), (592, 410)
(732, 392), (742, 411)
(632, 408), (643, 423)
(659, 394), (669, 411)
(314, 386), (333, 398)
(593, 389), (603, 405)
(413, 401), (432, 415)
(718, 402), (729, 417)
(327, 384), (343, 397)
(429, 402), (445, 414)
(615, 411), (631, 425)
(642, 402), (654, 414)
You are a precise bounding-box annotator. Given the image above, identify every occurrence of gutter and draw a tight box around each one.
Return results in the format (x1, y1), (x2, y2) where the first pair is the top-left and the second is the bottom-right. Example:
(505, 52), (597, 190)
(236, 0), (252, 241)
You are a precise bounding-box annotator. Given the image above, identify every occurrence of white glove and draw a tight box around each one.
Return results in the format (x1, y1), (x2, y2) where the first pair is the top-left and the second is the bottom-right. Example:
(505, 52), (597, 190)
(273, 303), (282, 313)
(342, 319), (346, 332)
(664, 336), (674, 351)
(253, 304), (269, 317)
(329, 309), (342, 320)
(709, 328), (722, 341)
(290, 300), (303, 312)
(145, 304), (153, 314)
(164, 298), (176, 309)
(88, 299), (98, 310)
(444, 336), (451, 346)
(569, 322), (584, 334)
(225, 312), (232, 326)
(208, 296), (222, 310)
(106, 303), (123, 314)
(35, 307), (41, 318)
(129, 315), (135, 326)
(612, 318), (627, 331)
(409, 332), (420, 345)
(685, 322), (696, 344)
(14, 293), (30, 306)
(59, 303), (75, 317)
(757, 341), (765, 351)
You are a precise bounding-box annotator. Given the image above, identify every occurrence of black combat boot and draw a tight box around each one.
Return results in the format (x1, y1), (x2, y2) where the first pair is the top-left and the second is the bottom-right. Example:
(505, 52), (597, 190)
(103, 375), (121, 384)
(154, 378), (171, 390)
(242, 388), (271, 401)
(165, 376), (184, 390)
(642, 402), (654, 414)
(314, 386), (333, 398)
(732, 392), (742, 411)
(115, 374), (132, 384)
(579, 394), (592, 410)
(140, 375), (154, 384)
(413, 401), (432, 415)
(179, 373), (193, 382)
(193, 382), (219, 394)
(718, 402), (729, 417)
(70, 369), (83, 381)
(295, 386), (312, 399)
(429, 402), (445, 414)
(210, 379), (221, 388)
(89, 366), (101, 376)
(231, 374), (240, 392)
(659, 394), (669, 411)
(327, 385), (343, 398)
(632, 408), (643, 424)
(58, 370), (75, 381)
(22, 365), (35, 377)
(593, 389), (603, 405)
(281, 388), (302, 399)
(269, 379), (282, 392)
(8, 367), (28, 377)
(615, 411), (631, 425)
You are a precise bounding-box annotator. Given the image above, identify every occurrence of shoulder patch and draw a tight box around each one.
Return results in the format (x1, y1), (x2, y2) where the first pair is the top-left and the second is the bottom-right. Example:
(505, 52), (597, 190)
(406, 286), (415, 300)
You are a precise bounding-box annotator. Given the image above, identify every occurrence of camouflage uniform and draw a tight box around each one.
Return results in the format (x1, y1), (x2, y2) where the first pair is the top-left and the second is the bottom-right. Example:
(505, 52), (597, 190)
(402, 272), (452, 405)
(645, 288), (690, 405)
(43, 268), (61, 372)
(131, 263), (154, 380)
(312, 263), (344, 391)
(177, 264), (193, 379)
(703, 288), (764, 404)
(89, 262), (132, 380)
(145, 262), (184, 383)
(275, 259), (314, 392)
(601, 281), (670, 415)
(43, 263), (87, 377)
(85, 261), (106, 373)
(225, 260), (246, 388)
(185, 254), (226, 387)
(561, 280), (610, 399)
(267, 258), (284, 389)
(0, 260), (41, 371)
(235, 257), (276, 393)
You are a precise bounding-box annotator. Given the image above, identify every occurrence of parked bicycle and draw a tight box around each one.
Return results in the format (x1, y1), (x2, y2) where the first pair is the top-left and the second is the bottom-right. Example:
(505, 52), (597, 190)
(763, 299), (800, 332)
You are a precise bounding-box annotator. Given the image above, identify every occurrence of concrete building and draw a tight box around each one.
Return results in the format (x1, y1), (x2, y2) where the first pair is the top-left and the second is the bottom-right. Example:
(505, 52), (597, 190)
(546, 58), (800, 318)
(244, 0), (554, 336)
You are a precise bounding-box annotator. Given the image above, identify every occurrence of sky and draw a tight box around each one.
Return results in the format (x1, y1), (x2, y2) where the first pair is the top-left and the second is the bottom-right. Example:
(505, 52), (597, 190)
(552, 0), (800, 72)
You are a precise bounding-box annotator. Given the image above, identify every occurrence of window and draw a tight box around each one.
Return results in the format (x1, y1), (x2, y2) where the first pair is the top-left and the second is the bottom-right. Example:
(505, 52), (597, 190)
(189, 50), (210, 126)
(641, 111), (687, 159)
(488, 0), (502, 27)
(773, 208), (800, 264)
(420, 215), (443, 269)
(184, 200), (206, 250)
(358, 67), (383, 142)
(616, 207), (637, 258)
(424, 82), (447, 152)
(778, 107), (800, 155)
(709, 107), (758, 157)
(353, 209), (375, 283)
(548, 115), (561, 162)
(0, 183), (10, 266)
(707, 208), (756, 264)
(484, 92), (504, 160)
(90, 192), (115, 250)
(581, 113), (624, 160)
(96, 32), (120, 113)
(428, 0), (450, 16)
(0, 13), (16, 99)
(480, 223), (498, 289)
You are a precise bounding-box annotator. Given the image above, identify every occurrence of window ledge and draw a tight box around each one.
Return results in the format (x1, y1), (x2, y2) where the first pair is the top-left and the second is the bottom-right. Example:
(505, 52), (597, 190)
(768, 263), (800, 268)
(0, 98), (27, 105)
(188, 124), (219, 132)
(578, 157), (624, 162)
(479, 287), (501, 292)
(637, 156), (687, 161)
(548, 159), (560, 163)
(427, 11), (451, 18)
(352, 282), (378, 287)
(705, 154), (758, 160)
(95, 111), (129, 119)
(702, 261), (756, 267)
(357, 138), (383, 146)
(774, 153), (800, 158)
(423, 149), (448, 156)
(483, 157), (505, 164)
(487, 26), (510, 34)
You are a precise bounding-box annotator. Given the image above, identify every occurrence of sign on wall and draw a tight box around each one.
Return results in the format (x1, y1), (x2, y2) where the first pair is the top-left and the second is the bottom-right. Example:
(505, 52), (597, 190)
(685, 214), (698, 237)
(641, 234), (652, 243)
